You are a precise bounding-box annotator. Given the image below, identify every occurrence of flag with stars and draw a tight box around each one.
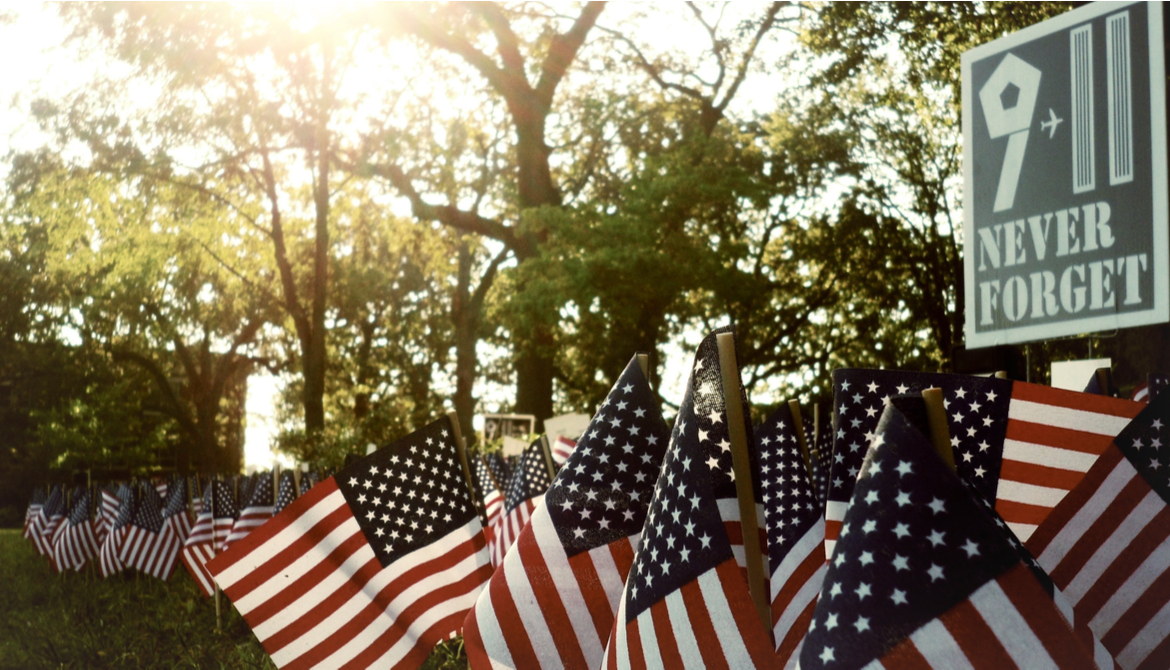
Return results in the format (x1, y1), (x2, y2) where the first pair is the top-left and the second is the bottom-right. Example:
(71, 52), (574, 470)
(206, 416), (492, 669)
(31, 485), (64, 558)
(463, 355), (670, 669)
(490, 439), (553, 564)
(52, 487), (99, 572)
(809, 402), (833, 509)
(552, 436), (578, 467)
(800, 398), (1101, 669)
(274, 471), (298, 514)
(22, 488), (45, 545)
(600, 329), (775, 669)
(486, 453), (512, 494)
(1131, 372), (1169, 403)
(226, 473), (275, 548)
(756, 403), (827, 667)
(98, 483), (134, 578)
(182, 482), (219, 598)
(825, 370), (1143, 558)
(120, 481), (184, 580)
(162, 476), (192, 550)
(1028, 387), (1170, 668)
(471, 456), (504, 565)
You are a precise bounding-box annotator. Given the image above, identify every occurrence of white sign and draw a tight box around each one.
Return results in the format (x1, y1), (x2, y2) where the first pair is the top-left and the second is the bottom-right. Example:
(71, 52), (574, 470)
(1051, 357), (1112, 391)
(963, 2), (1168, 347)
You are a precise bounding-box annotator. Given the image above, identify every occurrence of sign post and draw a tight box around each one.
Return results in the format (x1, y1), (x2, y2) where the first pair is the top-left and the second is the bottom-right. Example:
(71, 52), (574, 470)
(963, 2), (1168, 348)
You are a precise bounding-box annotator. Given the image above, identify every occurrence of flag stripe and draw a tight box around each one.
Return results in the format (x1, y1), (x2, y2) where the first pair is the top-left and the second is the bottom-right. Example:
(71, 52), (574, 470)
(637, 606), (665, 670)
(709, 558), (772, 669)
(968, 574), (1059, 670)
(663, 586), (707, 670)
(909, 619), (975, 670)
(1009, 384), (1140, 422)
(482, 554), (541, 669)
(464, 587), (514, 670)
(996, 563), (1096, 668)
(1064, 488), (1162, 601)
(881, 636), (934, 670)
(1033, 449), (1132, 564)
(777, 597), (817, 668)
(679, 571), (729, 670)
(940, 599), (1017, 670)
(1077, 505), (1170, 623)
(515, 507), (592, 668)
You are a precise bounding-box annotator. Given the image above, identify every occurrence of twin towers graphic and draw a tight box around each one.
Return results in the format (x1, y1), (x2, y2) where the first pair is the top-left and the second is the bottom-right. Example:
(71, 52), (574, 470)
(982, 10), (1135, 213)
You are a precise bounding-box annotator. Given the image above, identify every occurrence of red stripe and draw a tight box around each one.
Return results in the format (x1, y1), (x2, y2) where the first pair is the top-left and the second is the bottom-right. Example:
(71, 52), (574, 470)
(881, 636), (934, 669)
(997, 563), (1095, 667)
(824, 520), (842, 547)
(716, 559), (775, 668)
(512, 521), (588, 668)
(1025, 447), (1125, 556)
(462, 600), (490, 669)
(1136, 631), (1170, 670)
(280, 537), (486, 669)
(650, 598), (685, 668)
(1076, 505), (1170, 623)
(1011, 382), (1142, 417)
(610, 536), (635, 577)
(940, 598), (1017, 669)
(568, 543), (622, 644)
(1048, 473), (1148, 588)
(626, 615), (647, 670)
(995, 498), (1059, 527)
(1005, 420), (1117, 456)
(680, 570), (729, 670)
(605, 617), (618, 670)
(998, 459), (1089, 490)
(1101, 552), (1170, 653)
(775, 596), (816, 666)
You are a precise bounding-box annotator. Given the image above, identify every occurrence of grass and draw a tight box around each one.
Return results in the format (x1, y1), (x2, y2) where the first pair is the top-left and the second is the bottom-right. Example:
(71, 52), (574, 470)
(0, 530), (468, 669)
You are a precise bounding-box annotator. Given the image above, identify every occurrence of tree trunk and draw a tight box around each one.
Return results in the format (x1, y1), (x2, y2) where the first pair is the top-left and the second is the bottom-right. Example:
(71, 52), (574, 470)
(453, 241), (478, 444)
(304, 51), (333, 436)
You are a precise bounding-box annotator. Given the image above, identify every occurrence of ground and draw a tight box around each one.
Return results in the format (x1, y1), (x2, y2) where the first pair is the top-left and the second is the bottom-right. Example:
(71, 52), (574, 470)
(0, 530), (467, 669)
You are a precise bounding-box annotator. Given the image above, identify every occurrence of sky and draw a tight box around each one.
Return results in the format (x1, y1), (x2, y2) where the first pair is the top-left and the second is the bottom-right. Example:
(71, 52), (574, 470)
(0, 3), (804, 469)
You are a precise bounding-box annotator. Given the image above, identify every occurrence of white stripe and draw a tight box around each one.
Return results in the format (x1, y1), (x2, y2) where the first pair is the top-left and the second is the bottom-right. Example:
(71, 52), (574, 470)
(274, 524), (484, 667)
(698, 567), (754, 668)
(772, 519), (826, 599)
(1037, 457), (1135, 573)
(1008, 398), (1132, 435)
(663, 588), (705, 670)
(1091, 535), (1170, 634)
(861, 657), (884, 669)
(470, 584), (515, 670)
(774, 563), (826, 651)
(591, 536), (632, 616)
(234, 517), (364, 616)
(823, 539), (837, 561)
(530, 504), (606, 664)
(634, 607), (664, 669)
(784, 637), (804, 670)
(1066, 489), (1162, 601)
(1051, 585), (1075, 628)
(1002, 439), (1098, 472)
(1094, 634), (1114, 670)
(995, 479), (1069, 507)
(615, 589), (631, 670)
(909, 619), (976, 670)
(494, 521), (561, 668)
(1006, 522), (1038, 542)
(824, 501), (848, 523)
(367, 583), (487, 668)
(213, 489), (346, 588)
(1116, 595), (1170, 668)
(969, 578), (1059, 670)
(716, 498), (767, 526)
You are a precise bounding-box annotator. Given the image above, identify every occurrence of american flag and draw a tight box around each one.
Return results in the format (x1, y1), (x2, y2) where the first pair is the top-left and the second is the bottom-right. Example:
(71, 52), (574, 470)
(490, 440), (553, 563)
(99, 483), (134, 578)
(600, 330), (775, 669)
(800, 398), (1101, 669)
(119, 482), (184, 580)
(162, 477), (192, 549)
(52, 487), (99, 572)
(274, 471), (298, 513)
(486, 453), (512, 493)
(206, 416), (492, 669)
(464, 355), (669, 668)
(471, 456), (504, 565)
(22, 488), (45, 543)
(225, 473), (275, 548)
(824, 370), (1142, 558)
(1028, 388), (1170, 668)
(182, 481), (236, 598)
(31, 485), (63, 558)
(756, 403), (826, 667)
(95, 485), (120, 546)
(813, 405), (833, 508)
(552, 435), (578, 467)
(1131, 372), (1169, 403)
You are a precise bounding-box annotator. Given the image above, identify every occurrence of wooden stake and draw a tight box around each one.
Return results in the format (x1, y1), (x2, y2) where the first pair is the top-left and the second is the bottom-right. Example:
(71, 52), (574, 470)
(636, 353), (649, 380)
(788, 400), (815, 484)
(812, 403), (822, 460)
(447, 410), (477, 507)
(921, 388), (956, 473)
(538, 434), (558, 481)
(715, 332), (770, 635)
(994, 370), (1008, 379)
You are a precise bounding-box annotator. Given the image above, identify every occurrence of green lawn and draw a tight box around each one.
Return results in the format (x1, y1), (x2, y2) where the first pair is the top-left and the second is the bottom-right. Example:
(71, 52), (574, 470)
(0, 530), (466, 669)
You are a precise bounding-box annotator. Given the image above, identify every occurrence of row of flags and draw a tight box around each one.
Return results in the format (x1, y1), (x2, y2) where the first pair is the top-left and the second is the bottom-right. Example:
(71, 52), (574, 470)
(23, 327), (1170, 669)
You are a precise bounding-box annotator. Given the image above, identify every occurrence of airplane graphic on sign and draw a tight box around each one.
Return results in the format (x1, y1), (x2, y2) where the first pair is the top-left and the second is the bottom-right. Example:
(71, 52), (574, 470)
(962, 2), (1168, 348)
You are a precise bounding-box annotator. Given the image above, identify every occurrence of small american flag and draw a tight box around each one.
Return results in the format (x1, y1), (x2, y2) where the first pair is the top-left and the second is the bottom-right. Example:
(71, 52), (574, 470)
(490, 440), (553, 563)
(486, 453), (512, 493)
(824, 370), (1142, 558)
(601, 329), (774, 669)
(94, 485), (120, 546)
(1131, 372), (1169, 403)
(225, 474), (275, 548)
(471, 456), (504, 564)
(1028, 387), (1170, 668)
(98, 484), (134, 578)
(274, 471), (298, 514)
(464, 355), (669, 668)
(207, 416), (492, 669)
(31, 485), (64, 558)
(52, 487), (99, 572)
(801, 399), (1101, 669)
(182, 482), (218, 597)
(120, 482), (184, 580)
(22, 488), (45, 543)
(552, 436), (578, 467)
(756, 403), (826, 667)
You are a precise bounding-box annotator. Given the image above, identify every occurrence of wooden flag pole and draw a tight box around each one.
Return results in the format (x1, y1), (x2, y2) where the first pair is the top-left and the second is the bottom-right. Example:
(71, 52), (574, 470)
(446, 410), (477, 507)
(921, 388), (956, 473)
(788, 400), (815, 484)
(811, 403), (822, 460)
(715, 332), (771, 635)
(538, 434), (558, 481)
(636, 352), (650, 381)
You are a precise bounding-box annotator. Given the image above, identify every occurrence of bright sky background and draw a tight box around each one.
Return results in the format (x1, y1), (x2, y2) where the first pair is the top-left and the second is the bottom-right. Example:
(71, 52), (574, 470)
(0, 3), (806, 469)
